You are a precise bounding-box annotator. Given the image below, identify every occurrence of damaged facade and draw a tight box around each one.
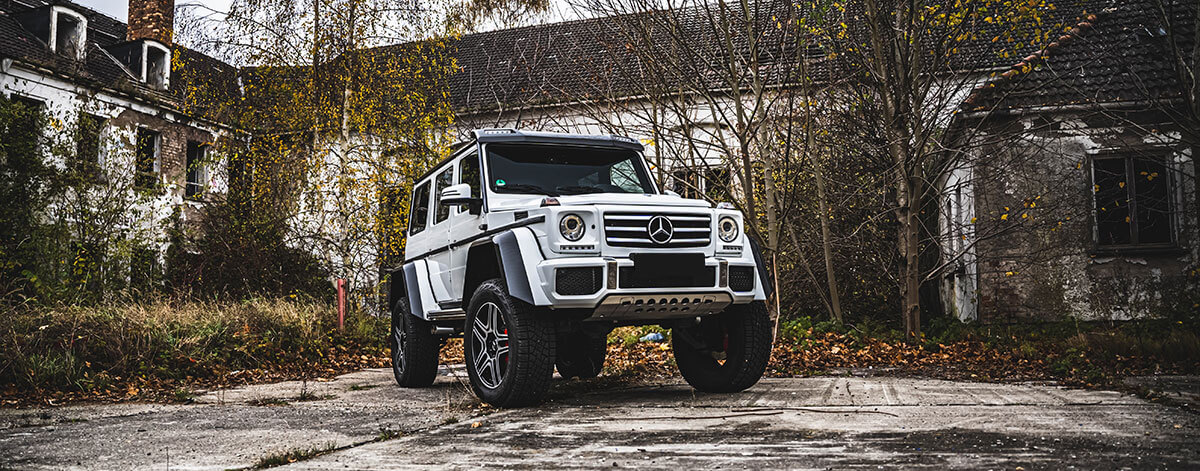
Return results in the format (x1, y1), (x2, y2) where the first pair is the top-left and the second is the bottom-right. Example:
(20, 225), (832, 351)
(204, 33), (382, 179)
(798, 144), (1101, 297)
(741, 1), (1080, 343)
(947, 0), (1197, 321)
(1, 0), (230, 282)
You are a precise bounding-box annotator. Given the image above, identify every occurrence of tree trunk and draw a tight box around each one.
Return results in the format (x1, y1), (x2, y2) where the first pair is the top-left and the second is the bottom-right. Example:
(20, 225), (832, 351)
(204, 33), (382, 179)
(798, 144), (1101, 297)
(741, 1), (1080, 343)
(812, 154), (843, 324)
(896, 170), (922, 340)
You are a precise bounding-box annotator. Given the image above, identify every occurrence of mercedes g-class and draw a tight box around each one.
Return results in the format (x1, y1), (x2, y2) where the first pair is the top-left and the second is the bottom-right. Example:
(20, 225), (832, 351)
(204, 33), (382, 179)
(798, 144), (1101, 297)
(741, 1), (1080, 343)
(388, 129), (773, 407)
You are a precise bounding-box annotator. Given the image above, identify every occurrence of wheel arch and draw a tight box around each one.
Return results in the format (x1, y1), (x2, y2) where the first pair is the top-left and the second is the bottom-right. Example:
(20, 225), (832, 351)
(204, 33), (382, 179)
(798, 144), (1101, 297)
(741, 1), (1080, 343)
(463, 241), (503, 305)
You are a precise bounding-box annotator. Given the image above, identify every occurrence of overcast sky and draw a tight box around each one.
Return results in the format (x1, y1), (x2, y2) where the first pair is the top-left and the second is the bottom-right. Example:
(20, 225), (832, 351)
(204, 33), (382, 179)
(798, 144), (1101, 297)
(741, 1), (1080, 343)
(72, 0), (233, 21)
(71, 0), (579, 25)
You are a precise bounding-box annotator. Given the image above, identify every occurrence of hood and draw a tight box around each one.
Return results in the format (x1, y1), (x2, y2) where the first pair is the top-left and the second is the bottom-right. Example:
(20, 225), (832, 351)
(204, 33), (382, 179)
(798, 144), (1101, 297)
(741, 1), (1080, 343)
(558, 193), (711, 207)
(488, 192), (712, 211)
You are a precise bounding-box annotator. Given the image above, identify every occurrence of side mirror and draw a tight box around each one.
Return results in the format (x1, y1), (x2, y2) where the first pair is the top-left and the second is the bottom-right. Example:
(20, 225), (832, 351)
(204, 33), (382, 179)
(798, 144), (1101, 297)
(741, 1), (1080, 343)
(440, 183), (482, 213)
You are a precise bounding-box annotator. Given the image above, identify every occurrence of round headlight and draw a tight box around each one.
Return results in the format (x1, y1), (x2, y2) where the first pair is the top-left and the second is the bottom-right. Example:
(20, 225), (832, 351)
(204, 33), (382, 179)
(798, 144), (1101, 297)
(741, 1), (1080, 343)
(718, 216), (739, 242)
(559, 213), (585, 241)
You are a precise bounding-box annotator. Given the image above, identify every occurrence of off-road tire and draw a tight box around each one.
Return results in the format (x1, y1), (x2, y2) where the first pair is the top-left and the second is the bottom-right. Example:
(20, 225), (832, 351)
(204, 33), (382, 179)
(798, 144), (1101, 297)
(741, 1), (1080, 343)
(390, 297), (440, 387)
(465, 278), (556, 407)
(555, 330), (608, 379)
(671, 301), (772, 393)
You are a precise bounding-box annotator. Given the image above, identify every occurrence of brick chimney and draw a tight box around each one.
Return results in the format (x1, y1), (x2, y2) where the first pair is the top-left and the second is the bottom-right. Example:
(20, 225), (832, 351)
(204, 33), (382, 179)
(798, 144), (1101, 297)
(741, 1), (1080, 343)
(126, 0), (174, 44)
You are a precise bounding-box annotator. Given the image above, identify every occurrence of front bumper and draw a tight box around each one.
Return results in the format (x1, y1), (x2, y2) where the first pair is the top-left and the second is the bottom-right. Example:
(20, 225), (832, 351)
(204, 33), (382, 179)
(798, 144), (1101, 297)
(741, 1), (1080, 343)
(493, 224), (767, 321)
(533, 255), (764, 318)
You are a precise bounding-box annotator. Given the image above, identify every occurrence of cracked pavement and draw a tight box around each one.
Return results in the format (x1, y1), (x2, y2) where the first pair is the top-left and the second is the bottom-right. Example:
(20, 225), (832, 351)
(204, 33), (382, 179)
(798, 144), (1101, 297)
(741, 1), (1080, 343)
(2, 369), (1197, 470)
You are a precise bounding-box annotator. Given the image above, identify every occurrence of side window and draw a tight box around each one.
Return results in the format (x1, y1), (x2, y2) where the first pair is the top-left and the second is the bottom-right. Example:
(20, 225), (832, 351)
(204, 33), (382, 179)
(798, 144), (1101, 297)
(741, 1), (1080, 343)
(458, 152), (480, 212)
(409, 181), (431, 235)
(609, 159), (643, 193)
(433, 167), (453, 224)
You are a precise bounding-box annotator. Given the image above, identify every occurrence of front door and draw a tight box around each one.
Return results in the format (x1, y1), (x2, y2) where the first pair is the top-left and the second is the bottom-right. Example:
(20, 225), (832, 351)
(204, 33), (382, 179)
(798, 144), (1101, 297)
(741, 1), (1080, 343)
(426, 165), (456, 304)
(448, 150), (483, 302)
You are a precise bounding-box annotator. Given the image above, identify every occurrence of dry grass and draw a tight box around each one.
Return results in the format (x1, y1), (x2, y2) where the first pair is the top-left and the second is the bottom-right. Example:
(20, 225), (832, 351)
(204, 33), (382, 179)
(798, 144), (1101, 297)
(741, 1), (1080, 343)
(0, 297), (388, 405)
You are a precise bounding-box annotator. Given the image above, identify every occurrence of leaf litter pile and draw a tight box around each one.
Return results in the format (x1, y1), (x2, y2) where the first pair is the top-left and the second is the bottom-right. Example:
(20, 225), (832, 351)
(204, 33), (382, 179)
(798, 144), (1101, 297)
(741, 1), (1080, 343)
(4, 302), (1196, 407)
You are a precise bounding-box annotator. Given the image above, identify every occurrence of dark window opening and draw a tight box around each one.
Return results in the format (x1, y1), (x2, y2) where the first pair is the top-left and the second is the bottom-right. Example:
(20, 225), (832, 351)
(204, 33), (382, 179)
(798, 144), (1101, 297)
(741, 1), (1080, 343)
(5, 96), (45, 156)
(1093, 154), (1175, 248)
(145, 46), (168, 89)
(135, 128), (159, 190)
(185, 141), (209, 199)
(55, 12), (83, 59)
(74, 113), (103, 179)
(671, 167), (730, 202)
(409, 181), (431, 235)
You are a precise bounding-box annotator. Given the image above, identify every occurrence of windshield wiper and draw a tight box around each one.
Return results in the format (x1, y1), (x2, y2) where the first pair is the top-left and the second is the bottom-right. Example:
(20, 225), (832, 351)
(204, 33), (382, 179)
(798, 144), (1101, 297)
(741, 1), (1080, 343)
(556, 185), (607, 195)
(497, 183), (558, 196)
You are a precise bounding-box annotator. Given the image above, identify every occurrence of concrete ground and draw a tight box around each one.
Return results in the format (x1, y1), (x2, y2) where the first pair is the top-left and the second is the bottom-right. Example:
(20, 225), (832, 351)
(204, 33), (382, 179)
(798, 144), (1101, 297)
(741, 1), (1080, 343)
(2, 370), (1197, 470)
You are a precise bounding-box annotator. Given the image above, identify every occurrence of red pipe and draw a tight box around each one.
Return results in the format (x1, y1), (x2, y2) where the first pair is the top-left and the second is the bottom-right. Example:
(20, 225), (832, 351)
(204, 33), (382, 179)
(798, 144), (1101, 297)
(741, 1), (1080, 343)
(337, 278), (346, 331)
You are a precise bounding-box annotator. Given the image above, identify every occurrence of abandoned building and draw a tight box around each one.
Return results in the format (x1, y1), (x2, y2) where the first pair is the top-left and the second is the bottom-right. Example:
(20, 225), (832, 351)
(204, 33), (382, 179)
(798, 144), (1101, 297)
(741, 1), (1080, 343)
(1, 0), (1194, 320)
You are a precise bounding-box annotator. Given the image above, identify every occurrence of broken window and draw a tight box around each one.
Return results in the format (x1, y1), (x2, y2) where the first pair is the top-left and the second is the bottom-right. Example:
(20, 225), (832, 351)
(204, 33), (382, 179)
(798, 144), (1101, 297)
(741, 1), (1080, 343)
(74, 113), (104, 179)
(1093, 153), (1175, 248)
(145, 44), (169, 89)
(672, 166), (730, 202)
(5, 96), (45, 157)
(134, 128), (160, 190)
(54, 10), (85, 59)
(185, 141), (209, 199)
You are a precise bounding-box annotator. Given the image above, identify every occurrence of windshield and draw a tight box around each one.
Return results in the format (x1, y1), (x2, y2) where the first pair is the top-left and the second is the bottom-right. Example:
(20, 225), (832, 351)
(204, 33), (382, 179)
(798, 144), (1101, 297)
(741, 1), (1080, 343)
(485, 143), (657, 196)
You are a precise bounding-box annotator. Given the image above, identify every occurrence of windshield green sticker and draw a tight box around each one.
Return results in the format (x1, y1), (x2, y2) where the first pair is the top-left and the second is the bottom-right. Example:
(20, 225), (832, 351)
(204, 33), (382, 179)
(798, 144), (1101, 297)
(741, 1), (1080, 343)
(496, 179), (506, 186)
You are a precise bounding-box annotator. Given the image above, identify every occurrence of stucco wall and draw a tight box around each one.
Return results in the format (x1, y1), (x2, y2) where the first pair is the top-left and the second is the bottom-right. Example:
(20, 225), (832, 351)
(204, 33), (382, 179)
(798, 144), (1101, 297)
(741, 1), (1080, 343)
(963, 112), (1197, 321)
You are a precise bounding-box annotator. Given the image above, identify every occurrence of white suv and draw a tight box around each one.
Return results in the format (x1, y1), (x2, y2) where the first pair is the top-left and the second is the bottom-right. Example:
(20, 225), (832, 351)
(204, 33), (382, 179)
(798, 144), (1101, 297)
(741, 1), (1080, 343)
(389, 129), (773, 407)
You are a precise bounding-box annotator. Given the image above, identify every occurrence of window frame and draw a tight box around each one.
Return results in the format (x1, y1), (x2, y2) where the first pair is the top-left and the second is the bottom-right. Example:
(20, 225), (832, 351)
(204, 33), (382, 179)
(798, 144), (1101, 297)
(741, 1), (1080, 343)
(432, 166), (454, 225)
(1089, 149), (1180, 253)
(74, 113), (104, 179)
(185, 141), (209, 200)
(7, 95), (45, 156)
(456, 150), (481, 215)
(134, 127), (160, 190)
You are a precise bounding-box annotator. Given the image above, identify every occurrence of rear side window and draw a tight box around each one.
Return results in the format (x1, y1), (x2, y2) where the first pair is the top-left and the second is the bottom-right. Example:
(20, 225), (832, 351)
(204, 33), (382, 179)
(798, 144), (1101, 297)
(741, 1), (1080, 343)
(409, 181), (431, 235)
(433, 168), (453, 224)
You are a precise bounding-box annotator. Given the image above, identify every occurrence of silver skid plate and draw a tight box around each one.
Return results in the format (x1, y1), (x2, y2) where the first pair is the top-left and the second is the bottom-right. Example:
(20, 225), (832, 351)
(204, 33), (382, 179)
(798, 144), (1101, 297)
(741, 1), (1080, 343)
(590, 292), (733, 320)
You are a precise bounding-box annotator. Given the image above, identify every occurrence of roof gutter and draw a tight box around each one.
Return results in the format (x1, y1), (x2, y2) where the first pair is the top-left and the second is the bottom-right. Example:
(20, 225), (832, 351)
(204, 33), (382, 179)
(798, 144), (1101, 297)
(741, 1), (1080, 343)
(3, 56), (239, 133)
(954, 99), (1188, 120)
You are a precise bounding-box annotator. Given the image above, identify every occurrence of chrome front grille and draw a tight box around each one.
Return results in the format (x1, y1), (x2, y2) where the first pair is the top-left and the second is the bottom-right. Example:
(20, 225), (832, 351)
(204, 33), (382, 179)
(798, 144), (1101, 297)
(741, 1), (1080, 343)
(603, 212), (712, 248)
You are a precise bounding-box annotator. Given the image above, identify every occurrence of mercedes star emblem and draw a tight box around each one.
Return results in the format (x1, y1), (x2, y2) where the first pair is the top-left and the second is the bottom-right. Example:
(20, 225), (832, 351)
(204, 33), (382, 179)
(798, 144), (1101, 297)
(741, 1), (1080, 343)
(647, 215), (674, 244)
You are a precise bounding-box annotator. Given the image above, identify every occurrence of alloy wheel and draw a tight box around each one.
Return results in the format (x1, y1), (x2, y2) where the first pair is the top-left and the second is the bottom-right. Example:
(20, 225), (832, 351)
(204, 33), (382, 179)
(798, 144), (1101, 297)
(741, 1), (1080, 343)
(471, 302), (510, 389)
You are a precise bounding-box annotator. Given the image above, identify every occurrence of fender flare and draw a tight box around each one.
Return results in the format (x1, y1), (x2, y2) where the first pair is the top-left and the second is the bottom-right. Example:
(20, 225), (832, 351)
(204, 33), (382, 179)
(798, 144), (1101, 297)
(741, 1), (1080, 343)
(401, 262), (425, 318)
(747, 235), (774, 299)
(493, 230), (537, 304)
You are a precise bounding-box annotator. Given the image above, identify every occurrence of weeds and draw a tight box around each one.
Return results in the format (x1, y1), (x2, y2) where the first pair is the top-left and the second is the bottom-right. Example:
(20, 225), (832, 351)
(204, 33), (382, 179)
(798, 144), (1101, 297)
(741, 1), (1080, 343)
(0, 296), (388, 403)
(171, 388), (195, 403)
(248, 397), (291, 407)
(254, 442), (338, 468)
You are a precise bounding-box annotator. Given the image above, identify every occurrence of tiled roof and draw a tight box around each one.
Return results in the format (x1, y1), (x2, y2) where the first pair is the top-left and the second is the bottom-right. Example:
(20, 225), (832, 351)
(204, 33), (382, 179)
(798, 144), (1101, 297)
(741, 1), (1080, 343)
(441, 0), (1111, 112)
(962, 0), (1196, 111)
(6, 0), (1184, 123)
(0, 0), (239, 118)
(438, 1), (821, 112)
